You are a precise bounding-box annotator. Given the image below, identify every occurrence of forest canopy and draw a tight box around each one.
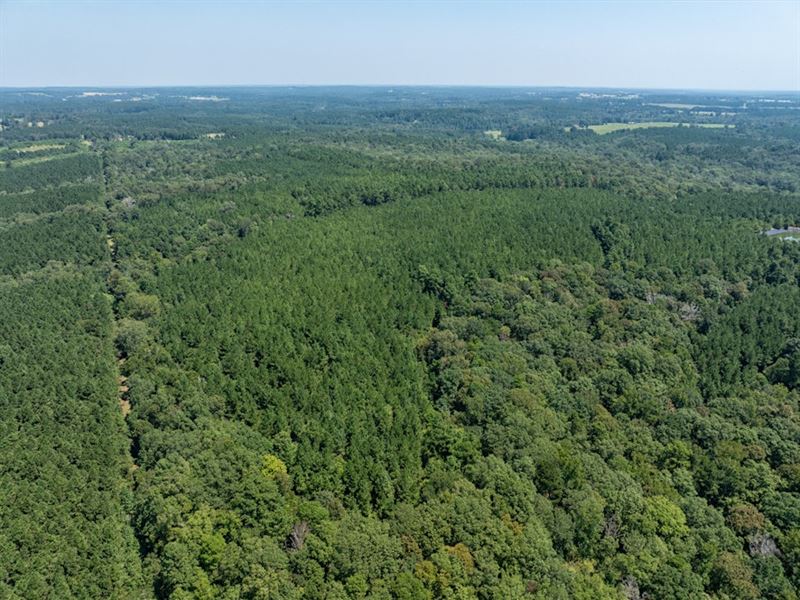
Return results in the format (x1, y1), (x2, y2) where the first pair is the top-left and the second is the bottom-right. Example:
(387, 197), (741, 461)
(1, 87), (800, 599)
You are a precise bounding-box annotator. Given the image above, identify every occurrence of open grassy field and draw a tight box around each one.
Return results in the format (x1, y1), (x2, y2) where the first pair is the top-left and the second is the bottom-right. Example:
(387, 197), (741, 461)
(14, 143), (67, 153)
(569, 122), (732, 135)
(646, 102), (701, 109)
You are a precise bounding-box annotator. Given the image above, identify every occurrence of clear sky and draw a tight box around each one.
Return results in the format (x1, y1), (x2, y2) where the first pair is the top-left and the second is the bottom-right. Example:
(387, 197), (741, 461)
(1, 0), (798, 91)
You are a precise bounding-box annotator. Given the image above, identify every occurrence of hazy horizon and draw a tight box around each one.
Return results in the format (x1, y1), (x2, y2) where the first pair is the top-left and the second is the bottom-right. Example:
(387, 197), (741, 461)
(1, 84), (799, 94)
(1, 0), (799, 91)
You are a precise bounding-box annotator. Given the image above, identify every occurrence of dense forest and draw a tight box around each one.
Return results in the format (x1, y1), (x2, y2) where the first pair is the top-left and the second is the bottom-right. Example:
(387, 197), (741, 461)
(1, 87), (800, 599)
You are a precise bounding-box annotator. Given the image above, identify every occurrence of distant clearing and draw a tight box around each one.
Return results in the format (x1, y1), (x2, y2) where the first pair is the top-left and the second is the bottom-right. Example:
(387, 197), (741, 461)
(79, 91), (124, 97)
(8, 153), (76, 167)
(14, 143), (66, 154)
(187, 95), (228, 102)
(568, 122), (733, 135)
(647, 103), (700, 110)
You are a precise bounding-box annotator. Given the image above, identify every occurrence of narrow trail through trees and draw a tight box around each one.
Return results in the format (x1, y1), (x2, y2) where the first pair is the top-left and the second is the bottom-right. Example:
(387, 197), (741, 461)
(100, 148), (137, 455)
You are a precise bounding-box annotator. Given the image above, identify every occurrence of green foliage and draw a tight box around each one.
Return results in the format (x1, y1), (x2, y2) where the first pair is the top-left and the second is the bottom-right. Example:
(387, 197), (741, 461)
(0, 182), (101, 219)
(0, 206), (108, 275)
(1, 87), (800, 599)
(0, 274), (143, 598)
(0, 152), (101, 193)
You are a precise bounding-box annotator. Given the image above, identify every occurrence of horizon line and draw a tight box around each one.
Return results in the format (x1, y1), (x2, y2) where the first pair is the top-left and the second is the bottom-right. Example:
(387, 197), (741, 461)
(1, 84), (799, 94)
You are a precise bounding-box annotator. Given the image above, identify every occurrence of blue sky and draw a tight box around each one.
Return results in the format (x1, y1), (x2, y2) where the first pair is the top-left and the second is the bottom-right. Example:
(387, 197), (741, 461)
(1, 0), (798, 90)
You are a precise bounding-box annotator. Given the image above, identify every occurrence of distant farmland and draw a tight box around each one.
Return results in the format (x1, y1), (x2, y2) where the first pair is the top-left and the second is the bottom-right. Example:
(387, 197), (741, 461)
(569, 122), (733, 135)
